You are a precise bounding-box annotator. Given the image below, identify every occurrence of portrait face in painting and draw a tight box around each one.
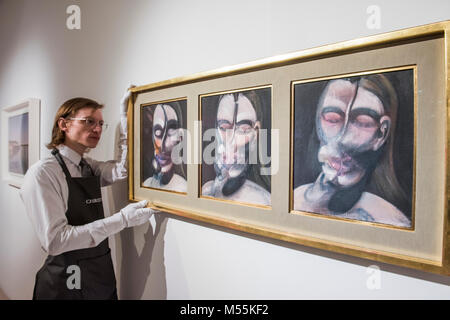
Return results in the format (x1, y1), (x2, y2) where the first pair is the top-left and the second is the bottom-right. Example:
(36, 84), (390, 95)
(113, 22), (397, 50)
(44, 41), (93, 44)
(151, 103), (184, 184)
(201, 88), (271, 206)
(214, 93), (261, 183)
(142, 99), (187, 193)
(293, 71), (413, 227)
(316, 78), (392, 188)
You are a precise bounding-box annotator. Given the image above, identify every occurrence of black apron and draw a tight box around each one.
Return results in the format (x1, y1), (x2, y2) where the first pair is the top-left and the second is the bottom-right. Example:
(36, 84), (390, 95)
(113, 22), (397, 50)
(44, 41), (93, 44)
(32, 149), (117, 300)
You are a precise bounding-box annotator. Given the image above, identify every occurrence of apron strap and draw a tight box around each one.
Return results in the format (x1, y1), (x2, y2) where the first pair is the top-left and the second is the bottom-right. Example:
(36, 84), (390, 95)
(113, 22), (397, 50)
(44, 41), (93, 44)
(51, 149), (72, 179)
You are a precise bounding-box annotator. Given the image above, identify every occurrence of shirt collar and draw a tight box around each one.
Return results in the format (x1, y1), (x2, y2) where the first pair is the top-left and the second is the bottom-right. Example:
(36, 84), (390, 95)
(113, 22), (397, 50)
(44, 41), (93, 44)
(57, 144), (82, 166)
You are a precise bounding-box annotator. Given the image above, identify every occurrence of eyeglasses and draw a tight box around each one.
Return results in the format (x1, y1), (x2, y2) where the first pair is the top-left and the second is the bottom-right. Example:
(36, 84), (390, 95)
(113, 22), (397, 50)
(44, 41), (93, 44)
(68, 117), (109, 131)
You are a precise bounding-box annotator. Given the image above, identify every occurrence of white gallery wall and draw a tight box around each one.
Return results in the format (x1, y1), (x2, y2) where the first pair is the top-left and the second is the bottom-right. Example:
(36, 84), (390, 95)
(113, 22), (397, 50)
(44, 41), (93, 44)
(0, 0), (449, 299)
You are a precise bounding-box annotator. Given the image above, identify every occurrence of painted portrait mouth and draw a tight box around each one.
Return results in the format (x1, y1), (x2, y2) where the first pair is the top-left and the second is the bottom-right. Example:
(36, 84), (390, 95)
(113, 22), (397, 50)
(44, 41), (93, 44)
(215, 158), (247, 176)
(221, 155), (239, 166)
(155, 153), (172, 166)
(325, 154), (359, 177)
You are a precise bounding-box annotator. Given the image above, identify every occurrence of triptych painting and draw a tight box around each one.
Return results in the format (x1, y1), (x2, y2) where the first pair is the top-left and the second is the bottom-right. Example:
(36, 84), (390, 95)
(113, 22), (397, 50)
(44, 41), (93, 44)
(139, 68), (415, 229)
(130, 21), (450, 275)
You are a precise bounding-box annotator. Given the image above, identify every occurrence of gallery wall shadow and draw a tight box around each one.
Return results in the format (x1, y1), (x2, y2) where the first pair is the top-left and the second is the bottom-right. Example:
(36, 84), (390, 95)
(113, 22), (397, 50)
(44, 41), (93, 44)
(118, 214), (168, 299)
(111, 124), (169, 299)
(167, 213), (450, 287)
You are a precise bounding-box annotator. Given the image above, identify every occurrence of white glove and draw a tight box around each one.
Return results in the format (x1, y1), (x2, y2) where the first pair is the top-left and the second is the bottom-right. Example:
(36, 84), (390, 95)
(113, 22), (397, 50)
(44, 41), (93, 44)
(119, 200), (153, 228)
(120, 84), (136, 116)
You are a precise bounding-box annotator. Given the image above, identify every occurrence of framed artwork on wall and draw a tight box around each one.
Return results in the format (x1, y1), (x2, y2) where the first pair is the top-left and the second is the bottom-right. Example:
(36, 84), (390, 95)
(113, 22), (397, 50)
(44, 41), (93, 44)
(127, 21), (450, 275)
(291, 66), (416, 229)
(199, 85), (272, 208)
(1, 98), (40, 188)
(141, 98), (188, 194)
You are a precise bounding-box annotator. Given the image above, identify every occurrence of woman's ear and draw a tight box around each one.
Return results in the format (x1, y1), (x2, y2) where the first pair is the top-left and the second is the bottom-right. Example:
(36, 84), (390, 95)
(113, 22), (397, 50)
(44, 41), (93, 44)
(372, 115), (391, 151)
(254, 120), (261, 140)
(254, 121), (261, 131)
(177, 128), (184, 141)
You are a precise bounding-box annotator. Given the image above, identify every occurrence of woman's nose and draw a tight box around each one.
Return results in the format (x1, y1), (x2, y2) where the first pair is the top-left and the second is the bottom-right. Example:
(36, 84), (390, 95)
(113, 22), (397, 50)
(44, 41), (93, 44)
(336, 125), (351, 144)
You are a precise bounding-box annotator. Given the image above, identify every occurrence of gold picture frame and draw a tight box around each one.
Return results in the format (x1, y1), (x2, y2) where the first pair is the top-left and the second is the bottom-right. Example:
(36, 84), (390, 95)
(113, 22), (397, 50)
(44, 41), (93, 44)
(128, 20), (450, 275)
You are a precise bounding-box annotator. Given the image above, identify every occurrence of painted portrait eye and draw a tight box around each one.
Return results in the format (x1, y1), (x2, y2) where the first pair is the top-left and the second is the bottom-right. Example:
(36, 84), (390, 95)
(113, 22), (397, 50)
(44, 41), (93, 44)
(236, 123), (252, 134)
(166, 121), (180, 136)
(353, 114), (377, 128)
(218, 122), (232, 132)
(167, 128), (177, 136)
(154, 129), (163, 138)
(322, 112), (343, 124)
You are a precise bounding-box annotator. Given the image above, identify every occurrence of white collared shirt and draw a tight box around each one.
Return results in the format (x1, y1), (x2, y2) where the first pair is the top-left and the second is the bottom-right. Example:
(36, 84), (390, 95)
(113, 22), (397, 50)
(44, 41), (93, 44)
(19, 117), (128, 256)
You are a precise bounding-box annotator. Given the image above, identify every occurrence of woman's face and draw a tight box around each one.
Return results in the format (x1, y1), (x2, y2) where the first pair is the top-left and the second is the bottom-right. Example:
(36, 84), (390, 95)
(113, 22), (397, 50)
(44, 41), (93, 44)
(316, 79), (391, 187)
(153, 104), (182, 172)
(215, 93), (260, 178)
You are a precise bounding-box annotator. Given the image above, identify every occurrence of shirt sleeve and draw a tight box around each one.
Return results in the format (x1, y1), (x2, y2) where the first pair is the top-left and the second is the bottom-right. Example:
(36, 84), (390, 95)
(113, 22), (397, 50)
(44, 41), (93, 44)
(19, 164), (126, 256)
(87, 114), (128, 187)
